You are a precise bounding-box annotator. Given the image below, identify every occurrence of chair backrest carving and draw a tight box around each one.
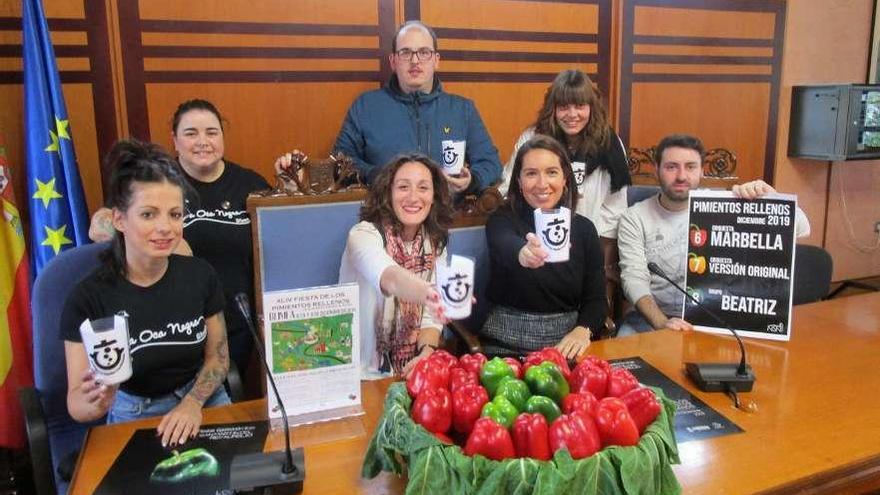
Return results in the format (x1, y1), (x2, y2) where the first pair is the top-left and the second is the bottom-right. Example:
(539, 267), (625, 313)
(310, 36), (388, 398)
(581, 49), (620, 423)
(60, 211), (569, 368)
(260, 149), (505, 217)
(627, 146), (739, 187)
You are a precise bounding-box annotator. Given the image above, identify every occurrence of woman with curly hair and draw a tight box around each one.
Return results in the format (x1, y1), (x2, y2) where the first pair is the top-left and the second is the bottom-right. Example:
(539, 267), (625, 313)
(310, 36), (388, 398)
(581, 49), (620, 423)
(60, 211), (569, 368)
(339, 153), (455, 378)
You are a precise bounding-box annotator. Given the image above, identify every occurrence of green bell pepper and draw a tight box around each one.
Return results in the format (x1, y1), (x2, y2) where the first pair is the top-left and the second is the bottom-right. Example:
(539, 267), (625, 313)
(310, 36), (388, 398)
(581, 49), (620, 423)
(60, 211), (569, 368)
(495, 377), (532, 412)
(150, 447), (220, 483)
(480, 357), (516, 397)
(524, 395), (563, 424)
(524, 361), (570, 404)
(480, 395), (519, 429)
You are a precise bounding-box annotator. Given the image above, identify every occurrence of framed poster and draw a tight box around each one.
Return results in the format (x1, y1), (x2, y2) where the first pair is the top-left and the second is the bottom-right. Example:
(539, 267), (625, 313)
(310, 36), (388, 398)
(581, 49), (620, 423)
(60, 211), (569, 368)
(684, 190), (797, 341)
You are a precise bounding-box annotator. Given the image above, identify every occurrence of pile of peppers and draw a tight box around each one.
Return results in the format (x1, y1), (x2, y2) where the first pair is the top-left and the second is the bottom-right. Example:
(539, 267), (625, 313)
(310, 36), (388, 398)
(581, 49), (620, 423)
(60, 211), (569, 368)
(404, 348), (662, 462)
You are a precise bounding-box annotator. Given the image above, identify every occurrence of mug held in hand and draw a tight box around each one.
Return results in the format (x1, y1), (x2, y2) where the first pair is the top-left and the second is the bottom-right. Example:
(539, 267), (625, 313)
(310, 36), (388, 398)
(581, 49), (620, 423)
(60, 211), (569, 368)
(534, 207), (571, 263)
(79, 314), (133, 385)
(436, 254), (475, 319)
(440, 140), (466, 176)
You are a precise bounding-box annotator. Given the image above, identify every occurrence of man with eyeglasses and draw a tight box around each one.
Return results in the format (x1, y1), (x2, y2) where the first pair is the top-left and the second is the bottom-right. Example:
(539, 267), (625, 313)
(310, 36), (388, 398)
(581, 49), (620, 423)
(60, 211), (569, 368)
(333, 21), (502, 194)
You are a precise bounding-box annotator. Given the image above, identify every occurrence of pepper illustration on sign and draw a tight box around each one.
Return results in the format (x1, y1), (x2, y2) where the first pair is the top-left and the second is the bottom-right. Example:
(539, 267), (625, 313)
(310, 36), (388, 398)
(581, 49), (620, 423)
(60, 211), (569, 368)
(689, 224), (707, 247)
(540, 218), (569, 250)
(150, 448), (220, 483)
(688, 252), (707, 274)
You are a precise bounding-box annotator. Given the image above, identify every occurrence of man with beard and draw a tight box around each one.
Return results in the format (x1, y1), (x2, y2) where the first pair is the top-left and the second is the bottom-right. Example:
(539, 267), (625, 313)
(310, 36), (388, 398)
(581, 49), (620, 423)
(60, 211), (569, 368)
(616, 134), (810, 335)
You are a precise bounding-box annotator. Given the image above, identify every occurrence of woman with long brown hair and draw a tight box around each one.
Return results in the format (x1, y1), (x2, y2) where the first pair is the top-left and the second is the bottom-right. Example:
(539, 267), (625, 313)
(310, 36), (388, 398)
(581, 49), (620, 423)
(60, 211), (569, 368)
(499, 69), (631, 255)
(483, 135), (606, 359)
(339, 153), (455, 378)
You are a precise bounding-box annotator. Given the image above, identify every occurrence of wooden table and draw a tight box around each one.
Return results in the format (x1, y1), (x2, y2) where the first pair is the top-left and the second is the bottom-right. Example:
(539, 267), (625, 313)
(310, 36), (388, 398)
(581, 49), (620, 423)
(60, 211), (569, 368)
(70, 293), (880, 494)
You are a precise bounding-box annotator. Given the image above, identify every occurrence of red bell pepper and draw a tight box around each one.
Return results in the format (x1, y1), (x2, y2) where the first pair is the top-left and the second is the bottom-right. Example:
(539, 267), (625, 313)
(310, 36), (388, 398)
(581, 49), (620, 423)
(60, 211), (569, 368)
(411, 387), (452, 434)
(406, 358), (450, 398)
(562, 392), (598, 417)
(689, 224), (708, 247)
(512, 413), (552, 461)
(464, 417), (516, 461)
(524, 348), (571, 379)
(594, 397), (640, 447)
(459, 352), (487, 376)
(452, 383), (489, 434)
(606, 368), (639, 398)
(503, 357), (524, 379)
(548, 411), (601, 460)
(428, 350), (460, 371)
(570, 364), (608, 399)
(578, 355), (612, 375)
(449, 367), (479, 395)
(620, 387), (662, 434)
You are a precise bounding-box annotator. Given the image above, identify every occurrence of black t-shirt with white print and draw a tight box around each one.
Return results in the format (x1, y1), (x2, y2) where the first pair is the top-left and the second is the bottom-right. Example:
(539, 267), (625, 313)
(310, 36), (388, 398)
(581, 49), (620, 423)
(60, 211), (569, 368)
(61, 255), (225, 398)
(183, 161), (268, 363)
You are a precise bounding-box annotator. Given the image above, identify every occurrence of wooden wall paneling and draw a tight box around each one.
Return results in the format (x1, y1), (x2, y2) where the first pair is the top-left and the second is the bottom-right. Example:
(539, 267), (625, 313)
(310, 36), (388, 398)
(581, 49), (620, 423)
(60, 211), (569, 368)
(116, 0), (394, 183)
(0, 0), (117, 216)
(619, 0), (784, 184)
(773, 0), (880, 281)
(824, 162), (880, 281)
(413, 0), (611, 165)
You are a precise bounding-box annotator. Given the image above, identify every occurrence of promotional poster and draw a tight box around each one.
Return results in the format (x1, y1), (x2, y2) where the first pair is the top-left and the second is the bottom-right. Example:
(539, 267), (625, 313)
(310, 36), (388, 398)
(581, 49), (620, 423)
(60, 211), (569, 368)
(684, 190), (797, 341)
(95, 421), (268, 495)
(261, 283), (361, 421)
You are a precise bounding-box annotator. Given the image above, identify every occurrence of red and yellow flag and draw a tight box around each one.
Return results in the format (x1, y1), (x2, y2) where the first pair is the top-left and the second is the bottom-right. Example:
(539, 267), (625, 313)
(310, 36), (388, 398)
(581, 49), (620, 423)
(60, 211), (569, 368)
(0, 137), (33, 448)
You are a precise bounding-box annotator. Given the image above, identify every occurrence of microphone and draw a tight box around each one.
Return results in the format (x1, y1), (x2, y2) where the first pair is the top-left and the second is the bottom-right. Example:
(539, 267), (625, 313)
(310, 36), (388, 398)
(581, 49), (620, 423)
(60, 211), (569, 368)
(647, 262), (755, 393)
(229, 293), (305, 494)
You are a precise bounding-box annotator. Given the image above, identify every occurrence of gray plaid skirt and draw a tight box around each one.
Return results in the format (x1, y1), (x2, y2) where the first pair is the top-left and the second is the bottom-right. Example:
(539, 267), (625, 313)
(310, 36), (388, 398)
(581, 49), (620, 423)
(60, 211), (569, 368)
(480, 305), (578, 356)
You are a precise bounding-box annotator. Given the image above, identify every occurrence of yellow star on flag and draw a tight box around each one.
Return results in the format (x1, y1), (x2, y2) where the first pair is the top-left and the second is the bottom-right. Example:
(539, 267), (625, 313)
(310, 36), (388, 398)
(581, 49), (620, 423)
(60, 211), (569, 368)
(32, 177), (63, 208)
(45, 129), (59, 152)
(55, 116), (70, 140)
(42, 224), (73, 255)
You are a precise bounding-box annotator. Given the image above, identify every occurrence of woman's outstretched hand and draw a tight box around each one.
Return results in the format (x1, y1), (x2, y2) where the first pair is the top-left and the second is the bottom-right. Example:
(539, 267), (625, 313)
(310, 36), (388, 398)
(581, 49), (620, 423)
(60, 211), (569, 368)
(519, 233), (548, 269)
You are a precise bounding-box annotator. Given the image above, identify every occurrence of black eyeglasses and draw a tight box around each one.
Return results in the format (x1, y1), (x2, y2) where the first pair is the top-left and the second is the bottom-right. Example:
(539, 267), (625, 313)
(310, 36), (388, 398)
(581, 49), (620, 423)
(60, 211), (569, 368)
(395, 47), (436, 62)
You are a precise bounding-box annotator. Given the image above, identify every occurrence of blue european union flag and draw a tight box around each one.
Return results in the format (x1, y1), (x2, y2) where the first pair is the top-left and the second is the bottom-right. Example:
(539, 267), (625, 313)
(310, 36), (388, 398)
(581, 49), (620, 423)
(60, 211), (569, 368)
(23, 0), (89, 277)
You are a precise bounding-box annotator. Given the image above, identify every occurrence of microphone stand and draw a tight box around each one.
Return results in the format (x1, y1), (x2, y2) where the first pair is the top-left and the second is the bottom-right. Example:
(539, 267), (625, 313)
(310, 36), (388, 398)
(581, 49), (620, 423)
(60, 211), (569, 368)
(229, 293), (305, 494)
(647, 262), (756, 393)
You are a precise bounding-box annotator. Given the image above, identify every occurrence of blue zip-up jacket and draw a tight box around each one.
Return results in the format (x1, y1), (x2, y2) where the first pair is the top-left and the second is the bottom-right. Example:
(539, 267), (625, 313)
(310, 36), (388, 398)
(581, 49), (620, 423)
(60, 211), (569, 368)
(333, 75), (502, 193)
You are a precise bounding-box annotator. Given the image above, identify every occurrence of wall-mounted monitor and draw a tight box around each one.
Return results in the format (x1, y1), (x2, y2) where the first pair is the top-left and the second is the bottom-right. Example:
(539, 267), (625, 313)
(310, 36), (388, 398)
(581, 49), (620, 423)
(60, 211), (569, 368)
(788, 84), (880, 161)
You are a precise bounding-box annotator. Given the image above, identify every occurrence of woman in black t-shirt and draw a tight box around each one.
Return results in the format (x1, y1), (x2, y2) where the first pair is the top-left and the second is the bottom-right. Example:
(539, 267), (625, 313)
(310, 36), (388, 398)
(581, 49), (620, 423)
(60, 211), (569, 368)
(89, 99), (269, 380)
(63, 139), (230, 448)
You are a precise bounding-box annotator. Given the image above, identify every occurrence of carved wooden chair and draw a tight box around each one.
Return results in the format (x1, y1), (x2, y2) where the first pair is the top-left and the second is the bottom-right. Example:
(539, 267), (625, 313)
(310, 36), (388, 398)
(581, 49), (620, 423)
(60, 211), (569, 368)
(627, 146), (740, 188)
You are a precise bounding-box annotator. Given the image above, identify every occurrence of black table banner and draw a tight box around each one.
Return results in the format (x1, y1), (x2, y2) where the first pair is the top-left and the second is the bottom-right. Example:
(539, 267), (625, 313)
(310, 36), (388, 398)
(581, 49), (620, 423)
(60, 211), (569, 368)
(95, 420), (268, 495)
(610, 356), (742, 443)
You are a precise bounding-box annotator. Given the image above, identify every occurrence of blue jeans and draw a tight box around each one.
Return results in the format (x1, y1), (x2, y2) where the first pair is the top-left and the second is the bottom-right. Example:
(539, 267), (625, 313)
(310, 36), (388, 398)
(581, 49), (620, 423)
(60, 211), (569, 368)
(107, 377), (230, 424)
(615, 311), (657, 337)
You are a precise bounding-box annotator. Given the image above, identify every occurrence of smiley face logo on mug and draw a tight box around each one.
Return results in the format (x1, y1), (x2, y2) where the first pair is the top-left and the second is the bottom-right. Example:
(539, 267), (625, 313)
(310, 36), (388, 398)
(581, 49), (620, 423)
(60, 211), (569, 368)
(540, 217), (570, 249)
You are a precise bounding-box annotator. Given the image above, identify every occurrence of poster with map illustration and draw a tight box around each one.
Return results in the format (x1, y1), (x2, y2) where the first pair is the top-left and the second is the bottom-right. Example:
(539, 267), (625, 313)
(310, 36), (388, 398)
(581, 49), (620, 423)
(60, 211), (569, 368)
(262, 284), (361, 421)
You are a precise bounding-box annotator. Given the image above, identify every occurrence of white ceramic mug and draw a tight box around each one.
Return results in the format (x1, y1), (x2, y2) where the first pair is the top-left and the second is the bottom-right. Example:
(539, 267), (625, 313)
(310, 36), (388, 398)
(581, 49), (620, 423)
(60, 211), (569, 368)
(440, 140), (466, 176)
(534, 207), (571, 263)
(436, 254), (475, 319)
(79, 314), (133, 385)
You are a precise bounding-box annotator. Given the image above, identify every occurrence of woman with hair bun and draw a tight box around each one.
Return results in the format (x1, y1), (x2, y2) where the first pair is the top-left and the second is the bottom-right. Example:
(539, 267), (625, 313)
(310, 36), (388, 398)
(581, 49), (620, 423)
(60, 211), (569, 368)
(63, 139), (230, 448)
(90, 99), (269, 380)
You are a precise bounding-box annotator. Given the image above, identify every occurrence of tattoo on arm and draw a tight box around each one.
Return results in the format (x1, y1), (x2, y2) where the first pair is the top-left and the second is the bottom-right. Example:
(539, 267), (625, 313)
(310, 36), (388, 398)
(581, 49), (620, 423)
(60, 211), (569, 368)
(99, 216), (115, 236)
(187, 314), (229, 404)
